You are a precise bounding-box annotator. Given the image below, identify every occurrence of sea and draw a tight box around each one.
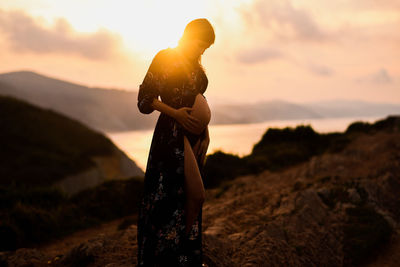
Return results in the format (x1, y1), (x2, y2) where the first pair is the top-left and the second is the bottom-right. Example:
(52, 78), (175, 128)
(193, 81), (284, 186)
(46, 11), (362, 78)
(105, 115), (385, 171)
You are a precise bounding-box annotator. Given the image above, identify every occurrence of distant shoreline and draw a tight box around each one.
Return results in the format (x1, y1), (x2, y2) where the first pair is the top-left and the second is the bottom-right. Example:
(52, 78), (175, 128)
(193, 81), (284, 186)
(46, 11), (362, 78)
(105, 115), (387, 171)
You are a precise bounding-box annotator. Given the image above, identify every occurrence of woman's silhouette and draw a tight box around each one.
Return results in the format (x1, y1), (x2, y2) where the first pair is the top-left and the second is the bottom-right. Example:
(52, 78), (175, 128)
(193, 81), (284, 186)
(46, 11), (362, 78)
(136, 18), (215, 266)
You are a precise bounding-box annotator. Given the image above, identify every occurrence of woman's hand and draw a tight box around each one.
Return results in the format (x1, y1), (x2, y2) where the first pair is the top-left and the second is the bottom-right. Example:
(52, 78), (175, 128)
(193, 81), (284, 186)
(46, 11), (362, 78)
(152, 99), (202, 133)
(173, 107), (200, 133)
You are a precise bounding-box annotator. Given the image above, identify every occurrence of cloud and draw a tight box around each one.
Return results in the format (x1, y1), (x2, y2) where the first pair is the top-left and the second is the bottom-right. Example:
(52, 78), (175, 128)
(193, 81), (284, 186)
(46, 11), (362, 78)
(356, 68), (393, 84)
(344, 0), (400, 11)
(236, 47), (282, 64)
(308, 63), (334, 76)
(240, 0), (327, 42)
(370, 68), (393, 84)
(0, 9), (123, 60)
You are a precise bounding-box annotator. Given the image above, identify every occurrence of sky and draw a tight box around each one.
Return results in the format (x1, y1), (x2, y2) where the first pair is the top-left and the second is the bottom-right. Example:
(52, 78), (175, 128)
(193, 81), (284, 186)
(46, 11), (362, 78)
(0, 0), (399, 105)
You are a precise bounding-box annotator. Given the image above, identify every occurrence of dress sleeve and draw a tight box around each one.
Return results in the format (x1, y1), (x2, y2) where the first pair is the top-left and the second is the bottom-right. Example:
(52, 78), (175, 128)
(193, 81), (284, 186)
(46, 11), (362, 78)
(137, 50), (166, 114)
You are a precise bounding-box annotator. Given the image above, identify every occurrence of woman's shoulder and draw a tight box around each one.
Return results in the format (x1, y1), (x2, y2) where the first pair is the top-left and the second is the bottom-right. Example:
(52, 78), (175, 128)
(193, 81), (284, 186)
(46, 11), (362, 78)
(154, 48), (176, 62)
(147, 48), (175, 73)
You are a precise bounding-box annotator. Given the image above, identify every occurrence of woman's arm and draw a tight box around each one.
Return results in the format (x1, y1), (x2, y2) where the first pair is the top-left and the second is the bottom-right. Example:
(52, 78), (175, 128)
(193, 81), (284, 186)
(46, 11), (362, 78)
(151, 98), (200, 132)
(137, 51), (165, 114)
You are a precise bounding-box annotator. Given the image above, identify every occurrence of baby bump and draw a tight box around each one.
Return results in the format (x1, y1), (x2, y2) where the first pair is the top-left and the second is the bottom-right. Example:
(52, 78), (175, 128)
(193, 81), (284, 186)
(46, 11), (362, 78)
(188, 93), (211, 135)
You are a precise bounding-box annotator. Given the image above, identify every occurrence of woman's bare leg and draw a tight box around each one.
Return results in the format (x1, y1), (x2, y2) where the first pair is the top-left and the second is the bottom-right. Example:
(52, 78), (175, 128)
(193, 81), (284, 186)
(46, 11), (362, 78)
(183, 135), (205, 236)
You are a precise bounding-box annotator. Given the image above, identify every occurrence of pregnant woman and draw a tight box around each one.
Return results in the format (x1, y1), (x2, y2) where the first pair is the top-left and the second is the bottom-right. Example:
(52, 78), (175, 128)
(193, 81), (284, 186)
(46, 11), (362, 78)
(136, 18), (214, 267)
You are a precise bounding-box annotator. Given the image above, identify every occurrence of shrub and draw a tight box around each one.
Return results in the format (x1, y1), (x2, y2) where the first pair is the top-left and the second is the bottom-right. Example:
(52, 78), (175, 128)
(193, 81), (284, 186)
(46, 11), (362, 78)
(203, 151), (247, 188)
(0, 177), (144, 251)
(203, 124), (352, 189)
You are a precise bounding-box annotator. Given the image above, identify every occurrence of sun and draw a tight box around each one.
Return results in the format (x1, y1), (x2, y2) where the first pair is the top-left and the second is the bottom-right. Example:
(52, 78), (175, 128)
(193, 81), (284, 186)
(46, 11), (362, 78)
(113, 0), (208, 57)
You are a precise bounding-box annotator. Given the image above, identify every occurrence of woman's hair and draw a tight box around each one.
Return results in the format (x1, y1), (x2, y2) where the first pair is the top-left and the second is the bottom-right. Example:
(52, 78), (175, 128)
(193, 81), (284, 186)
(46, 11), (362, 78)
(177, 18), (215, 70)
(178, 18), (215, 48)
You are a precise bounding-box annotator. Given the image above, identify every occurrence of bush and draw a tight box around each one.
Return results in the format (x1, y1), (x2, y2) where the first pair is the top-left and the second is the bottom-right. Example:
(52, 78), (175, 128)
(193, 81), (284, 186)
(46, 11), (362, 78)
(203, 151), (247, 188)
(345, 121), (372, 133)
(71, 178), (144, 221)
(203, 124), (352, 189)
(0, 185), (67, 210)
(0, 177), (144, 252)
(9, 202), (59, 245)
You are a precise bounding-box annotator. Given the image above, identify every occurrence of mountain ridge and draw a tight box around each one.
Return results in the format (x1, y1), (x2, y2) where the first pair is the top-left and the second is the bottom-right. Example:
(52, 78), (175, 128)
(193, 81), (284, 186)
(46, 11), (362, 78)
(1, 70), (399, 132)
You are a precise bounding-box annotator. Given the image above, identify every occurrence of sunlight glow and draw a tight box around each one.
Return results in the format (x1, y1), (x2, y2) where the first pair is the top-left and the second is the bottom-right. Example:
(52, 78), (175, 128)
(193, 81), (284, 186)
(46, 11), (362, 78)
(1, 0), (209, 58)
(0, 0), (257, 58)
(122, 0), (208, 57)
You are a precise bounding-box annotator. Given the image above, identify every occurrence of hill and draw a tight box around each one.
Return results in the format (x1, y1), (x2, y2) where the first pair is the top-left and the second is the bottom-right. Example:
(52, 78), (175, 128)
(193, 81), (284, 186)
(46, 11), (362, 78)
(209, 99), (322, 124)
(1, 115), (399, 266)
(303, 99), (400, 118)
(0, 94), (143, 194)
(0, 71), (158, 132)
(2, 71), (399, 132)
(0, 94), (145, 252)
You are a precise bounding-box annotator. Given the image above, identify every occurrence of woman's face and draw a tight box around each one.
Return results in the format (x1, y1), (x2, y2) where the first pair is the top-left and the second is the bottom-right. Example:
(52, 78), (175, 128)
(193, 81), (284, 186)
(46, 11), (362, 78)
(184, 39), (210, 59)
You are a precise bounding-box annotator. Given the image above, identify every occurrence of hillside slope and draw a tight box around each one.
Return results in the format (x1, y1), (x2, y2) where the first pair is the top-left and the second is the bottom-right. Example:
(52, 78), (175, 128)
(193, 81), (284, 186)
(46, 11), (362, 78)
(0, 95), (143, 194)
(0, 71), (158, 131)
(1, 116), (399, 266)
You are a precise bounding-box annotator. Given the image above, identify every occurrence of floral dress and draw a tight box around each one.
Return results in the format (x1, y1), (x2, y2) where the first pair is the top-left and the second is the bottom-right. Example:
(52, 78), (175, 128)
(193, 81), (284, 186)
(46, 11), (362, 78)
(136, 47), (209, 267)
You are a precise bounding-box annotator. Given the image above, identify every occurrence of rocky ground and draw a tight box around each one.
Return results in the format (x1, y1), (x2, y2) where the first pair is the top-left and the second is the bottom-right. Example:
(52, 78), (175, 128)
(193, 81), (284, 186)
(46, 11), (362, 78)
(1, 126), (400, 266)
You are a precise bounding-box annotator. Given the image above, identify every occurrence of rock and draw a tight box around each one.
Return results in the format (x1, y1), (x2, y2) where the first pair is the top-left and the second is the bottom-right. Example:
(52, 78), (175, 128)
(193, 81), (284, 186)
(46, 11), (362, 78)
(347, 188), (361, 204)
(316, 187), (330, 201)
(59, 237), (105, 266)
(0, 248), (47, 267)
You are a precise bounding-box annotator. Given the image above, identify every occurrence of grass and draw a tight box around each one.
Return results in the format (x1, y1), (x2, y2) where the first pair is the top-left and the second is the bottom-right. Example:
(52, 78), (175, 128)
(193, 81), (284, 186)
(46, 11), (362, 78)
(0, 95), (115, 187)
(0, 177), (144, 252)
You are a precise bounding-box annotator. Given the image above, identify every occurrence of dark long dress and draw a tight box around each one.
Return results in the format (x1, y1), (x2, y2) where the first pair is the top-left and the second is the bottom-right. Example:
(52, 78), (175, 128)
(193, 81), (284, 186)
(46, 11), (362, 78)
(136, 47), (209, 267)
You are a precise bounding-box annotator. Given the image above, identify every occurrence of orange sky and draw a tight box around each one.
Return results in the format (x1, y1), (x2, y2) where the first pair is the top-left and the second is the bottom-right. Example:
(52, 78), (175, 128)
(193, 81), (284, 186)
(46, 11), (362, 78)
(0, 0), (399, 105)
